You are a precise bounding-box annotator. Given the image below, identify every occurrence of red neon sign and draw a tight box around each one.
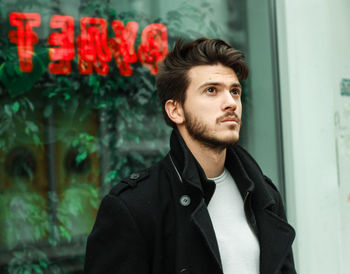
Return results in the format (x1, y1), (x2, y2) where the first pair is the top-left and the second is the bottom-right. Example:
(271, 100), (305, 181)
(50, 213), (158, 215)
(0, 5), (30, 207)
(48, 15), (75, 74)
(109, 20), (138, 76)
(8, 12), (41, 73)
(78, 17), (112, 75)
(138, 23), (168, 75)
(8, 12), (168, 76)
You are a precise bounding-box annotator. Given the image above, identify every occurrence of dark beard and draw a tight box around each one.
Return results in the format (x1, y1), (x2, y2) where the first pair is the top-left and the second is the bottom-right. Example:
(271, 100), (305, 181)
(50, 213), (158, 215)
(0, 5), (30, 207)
(183, 108), (241, 151)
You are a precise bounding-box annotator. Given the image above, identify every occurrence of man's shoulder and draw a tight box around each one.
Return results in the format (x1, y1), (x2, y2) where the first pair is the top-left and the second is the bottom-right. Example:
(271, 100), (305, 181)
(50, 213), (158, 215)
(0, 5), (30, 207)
(109, 169), (151, 197)
(108, 155), (173, 202)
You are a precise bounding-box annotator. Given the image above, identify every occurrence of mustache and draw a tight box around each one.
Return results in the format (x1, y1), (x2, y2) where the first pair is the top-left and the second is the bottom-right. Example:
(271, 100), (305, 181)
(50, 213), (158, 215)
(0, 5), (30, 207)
(216, 112), (242, 124)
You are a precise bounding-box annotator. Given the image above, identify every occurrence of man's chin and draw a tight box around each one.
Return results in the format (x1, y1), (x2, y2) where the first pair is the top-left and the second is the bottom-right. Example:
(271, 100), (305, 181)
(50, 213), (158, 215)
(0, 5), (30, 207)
(220, 131), (240, 144)
(199, 135), (239, 150)
(221, 137), (239, 147)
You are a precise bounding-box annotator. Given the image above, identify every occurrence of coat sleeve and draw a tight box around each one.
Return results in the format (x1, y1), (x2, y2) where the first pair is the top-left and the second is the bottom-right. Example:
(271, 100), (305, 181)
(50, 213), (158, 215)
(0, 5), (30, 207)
(84, 193), (150, 274)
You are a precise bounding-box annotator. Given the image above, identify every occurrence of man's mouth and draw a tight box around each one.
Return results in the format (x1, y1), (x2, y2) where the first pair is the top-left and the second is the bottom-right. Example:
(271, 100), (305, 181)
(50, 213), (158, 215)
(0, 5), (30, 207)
(221, 118), (239, 125)
(221, 116), (238, 122)
(220, 116), (240, 124)
(218, 113), (241, 125)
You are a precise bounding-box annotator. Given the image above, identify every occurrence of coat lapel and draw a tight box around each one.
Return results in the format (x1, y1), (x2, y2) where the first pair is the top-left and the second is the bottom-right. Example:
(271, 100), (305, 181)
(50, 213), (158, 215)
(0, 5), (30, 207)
(191, 198), (222, 271)
(256, 209), (295, 274)
(169, 130), (222, 271)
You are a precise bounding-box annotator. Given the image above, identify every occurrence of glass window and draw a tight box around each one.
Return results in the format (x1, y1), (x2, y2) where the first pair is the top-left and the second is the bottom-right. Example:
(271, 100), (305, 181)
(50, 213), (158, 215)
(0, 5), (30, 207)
(0, 0), (282, 272)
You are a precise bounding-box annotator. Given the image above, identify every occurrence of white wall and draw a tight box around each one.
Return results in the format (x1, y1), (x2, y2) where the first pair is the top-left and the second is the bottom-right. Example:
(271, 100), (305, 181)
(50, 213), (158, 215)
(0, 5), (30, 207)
(330, 2), (350, 273)
(276, 0), (350, 273)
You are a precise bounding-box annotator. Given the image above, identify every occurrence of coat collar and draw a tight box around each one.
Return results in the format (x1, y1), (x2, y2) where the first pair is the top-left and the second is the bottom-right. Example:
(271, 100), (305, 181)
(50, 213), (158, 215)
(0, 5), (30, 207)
(169, 129), (216, 204)
(169, 128), (274, 209)
(226, 146), (275, 210)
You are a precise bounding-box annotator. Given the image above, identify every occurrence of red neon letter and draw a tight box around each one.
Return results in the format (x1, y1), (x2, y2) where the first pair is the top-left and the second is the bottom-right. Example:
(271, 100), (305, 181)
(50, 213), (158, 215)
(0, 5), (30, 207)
(109, 20), (138, 76)
(48, 15), (75, 74)
(137, 23), (168, 75)
(8, 12), (41, 73)
(77, 17), (112, 75)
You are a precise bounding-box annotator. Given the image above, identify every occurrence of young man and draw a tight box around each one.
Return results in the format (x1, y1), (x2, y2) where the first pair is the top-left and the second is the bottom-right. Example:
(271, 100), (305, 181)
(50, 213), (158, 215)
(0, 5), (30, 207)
(84, 38), (296, 274)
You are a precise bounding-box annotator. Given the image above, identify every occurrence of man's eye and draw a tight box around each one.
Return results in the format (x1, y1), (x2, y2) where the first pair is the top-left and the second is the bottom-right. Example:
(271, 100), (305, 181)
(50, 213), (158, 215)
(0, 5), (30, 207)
(230, 89), (240, 95)
(205, 87), (216, 94)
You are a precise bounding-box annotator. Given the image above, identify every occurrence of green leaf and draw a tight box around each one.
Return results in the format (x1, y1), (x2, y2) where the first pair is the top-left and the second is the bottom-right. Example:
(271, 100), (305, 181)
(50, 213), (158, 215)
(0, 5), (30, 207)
(24, 97), (35, 111)
(130, 133), (140, 143)
(76, 151), (87, 164)
(64, 93), (71, 100)
(48, 91), (57, 98)
(4, 104), (12, 117)
(43, 105), (53, 118)
(33, 265), (43, 273)
(39, 260), (48, 269)
(110, 9), (116, 17)
(59, 225), (72, 242)
(12, 101), (20, 113)
(97, 103), (107, 109)
(26, 121), (39, 132)
(80, 133), (94, 141)
(142, 76), (154, 91)
(88, 75), (97, 86)
(130, 151), (144, 163)
(93, 80), (100, 94)
(72, 139), (79, 147)
(105, 170), (117, 183)
(33, 134), (41, 145)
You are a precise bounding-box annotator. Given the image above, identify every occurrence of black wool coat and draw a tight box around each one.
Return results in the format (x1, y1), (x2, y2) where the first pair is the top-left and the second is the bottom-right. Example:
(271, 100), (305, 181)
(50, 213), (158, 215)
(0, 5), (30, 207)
(84, 130), (296, 274)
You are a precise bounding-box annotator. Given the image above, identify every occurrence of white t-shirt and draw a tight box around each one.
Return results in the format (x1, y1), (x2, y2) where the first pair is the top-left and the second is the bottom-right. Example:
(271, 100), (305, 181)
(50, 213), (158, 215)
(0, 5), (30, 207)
(207, 168), (260, 274)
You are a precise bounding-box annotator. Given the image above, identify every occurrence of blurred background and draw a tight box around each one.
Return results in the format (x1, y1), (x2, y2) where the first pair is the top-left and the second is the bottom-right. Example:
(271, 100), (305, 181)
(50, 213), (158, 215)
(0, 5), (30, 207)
(0, 0), (349, 273)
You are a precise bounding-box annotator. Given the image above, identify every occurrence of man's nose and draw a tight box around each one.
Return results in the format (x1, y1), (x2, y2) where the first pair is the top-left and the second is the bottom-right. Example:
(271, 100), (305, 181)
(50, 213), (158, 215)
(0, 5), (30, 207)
(222, 91), (238, 111)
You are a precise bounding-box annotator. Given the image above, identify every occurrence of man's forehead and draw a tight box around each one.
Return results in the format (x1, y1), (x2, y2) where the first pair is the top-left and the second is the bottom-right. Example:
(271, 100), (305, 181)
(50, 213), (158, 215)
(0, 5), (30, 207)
(188, 64), (239, 86)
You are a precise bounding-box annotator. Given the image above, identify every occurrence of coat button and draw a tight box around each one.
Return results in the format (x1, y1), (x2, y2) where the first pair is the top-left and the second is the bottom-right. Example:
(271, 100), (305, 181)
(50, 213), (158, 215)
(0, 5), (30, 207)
(129, 173), (140, 180)
(179, 268), (190, 273)
(179, 195), (191, 207)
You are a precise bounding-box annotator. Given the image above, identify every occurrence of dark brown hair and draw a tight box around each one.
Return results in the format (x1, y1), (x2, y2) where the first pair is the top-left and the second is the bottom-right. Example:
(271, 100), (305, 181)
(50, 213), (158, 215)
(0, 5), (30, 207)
(156, 37), (249, 127)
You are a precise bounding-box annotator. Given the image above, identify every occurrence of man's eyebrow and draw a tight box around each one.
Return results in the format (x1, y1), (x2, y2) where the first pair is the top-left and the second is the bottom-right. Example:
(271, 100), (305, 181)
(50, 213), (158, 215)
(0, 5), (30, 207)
(198, 82), (242, 89)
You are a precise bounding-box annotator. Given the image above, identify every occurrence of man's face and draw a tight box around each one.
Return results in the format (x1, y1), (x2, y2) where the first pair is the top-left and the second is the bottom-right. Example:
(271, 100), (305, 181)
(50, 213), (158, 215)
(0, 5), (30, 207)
(182, 63), (242, 149)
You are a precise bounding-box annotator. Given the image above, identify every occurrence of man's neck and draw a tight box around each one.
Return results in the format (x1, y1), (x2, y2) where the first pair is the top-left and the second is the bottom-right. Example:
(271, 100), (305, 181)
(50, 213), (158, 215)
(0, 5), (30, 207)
(178, 128), (226, 178)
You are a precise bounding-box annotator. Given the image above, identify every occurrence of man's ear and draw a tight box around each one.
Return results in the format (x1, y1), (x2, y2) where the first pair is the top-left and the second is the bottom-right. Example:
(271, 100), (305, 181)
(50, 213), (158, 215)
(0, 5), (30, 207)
(165, 100), (185, 125)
